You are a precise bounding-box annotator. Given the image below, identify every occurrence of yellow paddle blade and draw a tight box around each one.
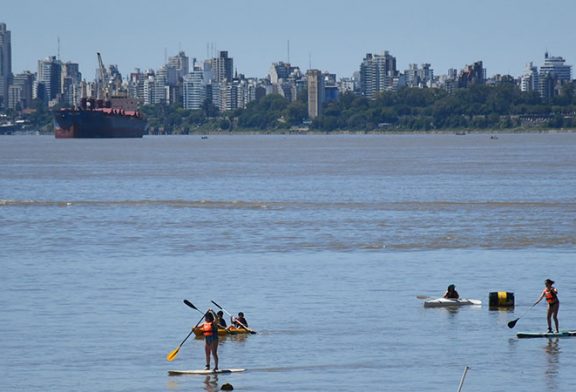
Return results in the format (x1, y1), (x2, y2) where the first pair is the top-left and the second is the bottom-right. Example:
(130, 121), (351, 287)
(166, 347), (180, 362)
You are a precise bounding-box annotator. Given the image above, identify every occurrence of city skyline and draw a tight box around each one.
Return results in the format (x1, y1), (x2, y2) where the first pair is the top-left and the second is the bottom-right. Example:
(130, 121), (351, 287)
(3, 0), (576, 80)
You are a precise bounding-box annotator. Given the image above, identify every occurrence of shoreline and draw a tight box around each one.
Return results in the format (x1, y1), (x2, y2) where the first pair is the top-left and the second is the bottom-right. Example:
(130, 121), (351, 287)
(166, 128), (576, 136)
(5, 128), (576, 137)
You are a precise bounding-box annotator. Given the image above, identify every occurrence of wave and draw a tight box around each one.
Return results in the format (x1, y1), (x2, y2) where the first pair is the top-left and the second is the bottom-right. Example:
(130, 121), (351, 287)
(2, 198), (575, 210)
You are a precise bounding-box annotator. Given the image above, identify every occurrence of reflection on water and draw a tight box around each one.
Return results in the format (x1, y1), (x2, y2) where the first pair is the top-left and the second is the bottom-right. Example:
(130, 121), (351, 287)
(203, 374), (219, 392)
(545, 338), (560, 391)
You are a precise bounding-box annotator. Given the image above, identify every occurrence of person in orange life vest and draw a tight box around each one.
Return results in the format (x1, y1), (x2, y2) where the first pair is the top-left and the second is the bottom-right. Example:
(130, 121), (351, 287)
(443, 284), (459, 299)
(232, 312), (248, 329)
(201, 310), (219, 370)
(534, 279), (560, 333)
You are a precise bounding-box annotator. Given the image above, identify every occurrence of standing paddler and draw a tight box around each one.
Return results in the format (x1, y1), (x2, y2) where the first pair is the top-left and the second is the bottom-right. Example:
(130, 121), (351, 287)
(534, 279), (560, 333)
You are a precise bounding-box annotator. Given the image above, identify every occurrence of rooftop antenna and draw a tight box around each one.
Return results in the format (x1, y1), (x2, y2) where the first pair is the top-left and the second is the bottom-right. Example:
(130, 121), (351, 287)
(308, 52), (312, 70)
(57, 37), (60, 61)
(287, 40), (290, 64)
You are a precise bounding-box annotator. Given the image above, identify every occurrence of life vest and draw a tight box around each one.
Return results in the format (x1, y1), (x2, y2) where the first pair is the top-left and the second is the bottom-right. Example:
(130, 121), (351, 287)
(202, 322), (215, 336)
(545, 289), (558, 304)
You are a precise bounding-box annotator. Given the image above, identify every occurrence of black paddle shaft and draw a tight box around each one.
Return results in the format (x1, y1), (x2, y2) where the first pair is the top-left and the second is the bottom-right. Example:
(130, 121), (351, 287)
(507, 303), (537, 329)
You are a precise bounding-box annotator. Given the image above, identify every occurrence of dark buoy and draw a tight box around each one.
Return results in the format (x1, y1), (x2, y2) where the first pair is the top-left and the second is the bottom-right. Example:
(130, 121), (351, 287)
(489, 291), (514, 308)
(221, 383), (234, 391)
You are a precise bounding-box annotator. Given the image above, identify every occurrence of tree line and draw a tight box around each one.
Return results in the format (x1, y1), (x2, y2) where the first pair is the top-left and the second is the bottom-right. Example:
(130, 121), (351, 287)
(141, 83), (576, 134)
(8, 82), (575, 134)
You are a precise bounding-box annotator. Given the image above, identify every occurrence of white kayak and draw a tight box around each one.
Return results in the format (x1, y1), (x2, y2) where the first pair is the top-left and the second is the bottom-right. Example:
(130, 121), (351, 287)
(168, 368), (245, 376)
(423, 297), (482, 308)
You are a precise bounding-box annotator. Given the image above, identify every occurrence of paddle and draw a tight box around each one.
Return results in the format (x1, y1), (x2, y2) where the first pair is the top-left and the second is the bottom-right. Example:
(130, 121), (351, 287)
(417, 295), (433, 300)
(211, 300), (256, 334)
(183, 299), (204, 315)
(184, 299), (229, 330)
(166, 308), (207, 362)
(507, 303), (537, 329)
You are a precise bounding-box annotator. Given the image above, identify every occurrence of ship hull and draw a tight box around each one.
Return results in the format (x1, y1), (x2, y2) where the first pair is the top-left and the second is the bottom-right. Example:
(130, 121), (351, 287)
(54, 109), (146, 139)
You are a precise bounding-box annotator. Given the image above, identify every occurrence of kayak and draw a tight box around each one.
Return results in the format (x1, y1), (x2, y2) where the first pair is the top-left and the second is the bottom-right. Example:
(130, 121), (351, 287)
(517, 330), (576, 339)
(168, 368), (246, 376)
(193, 326), (253, 337)
(423, 298), (482, 308)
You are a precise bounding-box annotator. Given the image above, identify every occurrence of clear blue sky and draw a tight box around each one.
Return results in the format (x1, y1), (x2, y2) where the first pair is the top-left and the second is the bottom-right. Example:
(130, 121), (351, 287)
(3, 0), (575, 80)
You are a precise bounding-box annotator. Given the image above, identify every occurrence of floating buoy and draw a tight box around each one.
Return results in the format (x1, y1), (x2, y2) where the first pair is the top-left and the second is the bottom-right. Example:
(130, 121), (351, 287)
(489, 291), (514, 308)
(221, 383), (234, 391)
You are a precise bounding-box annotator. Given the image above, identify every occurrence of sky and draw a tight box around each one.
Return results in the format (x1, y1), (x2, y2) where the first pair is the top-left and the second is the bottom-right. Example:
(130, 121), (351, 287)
(3, 0), (575, 80)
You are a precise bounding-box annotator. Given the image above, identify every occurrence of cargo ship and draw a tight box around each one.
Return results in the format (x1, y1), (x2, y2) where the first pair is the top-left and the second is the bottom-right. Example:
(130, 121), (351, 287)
(54, 52), (146, 139)
(54, 97), (146, 139)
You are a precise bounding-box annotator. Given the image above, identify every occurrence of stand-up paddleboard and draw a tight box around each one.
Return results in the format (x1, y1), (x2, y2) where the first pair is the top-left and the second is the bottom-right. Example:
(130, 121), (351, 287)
(168, 368), (246, 376)
(517, 330), (576, 339)
(423, 298), (482, 308)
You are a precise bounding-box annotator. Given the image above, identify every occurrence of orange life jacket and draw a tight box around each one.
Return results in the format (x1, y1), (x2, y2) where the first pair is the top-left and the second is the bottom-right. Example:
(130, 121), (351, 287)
(545, 288), (557, 304)
(202, 322), (214, 336)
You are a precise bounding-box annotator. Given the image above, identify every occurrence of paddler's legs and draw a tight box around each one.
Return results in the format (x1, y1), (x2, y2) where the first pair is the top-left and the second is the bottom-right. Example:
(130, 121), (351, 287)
(211, 340), (219, 370)
(204, 340), (211, 369)
(550, 303), (559, 332)
(547, 303), (559, 332)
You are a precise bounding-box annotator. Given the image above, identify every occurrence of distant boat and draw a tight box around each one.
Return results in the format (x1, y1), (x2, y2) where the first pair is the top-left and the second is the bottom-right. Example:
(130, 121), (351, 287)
(455, 131), (466, 136)
(54, 100), (146, 139)
(0, 123), (16, 135)
(54, 53), (146, 139)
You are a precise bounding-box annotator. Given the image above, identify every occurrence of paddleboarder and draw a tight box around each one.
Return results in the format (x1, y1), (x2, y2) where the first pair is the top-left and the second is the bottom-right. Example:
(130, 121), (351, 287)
(201, 310), (219, 371)
(534, 279), (560, 333)
(443, 284), (459, 299)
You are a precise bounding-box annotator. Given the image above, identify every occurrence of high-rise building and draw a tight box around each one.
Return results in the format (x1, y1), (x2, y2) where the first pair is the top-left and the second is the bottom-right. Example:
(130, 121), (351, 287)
(307, 69), (324, 119)
(35, 56), (62, 103)
(210, 51), (233, 83)
(520, 62), (539, 93)
(268, 62), (303, 102)
(458, 61), (485, 88)
(359, 51), (397, 98)
(538, 52), (572, 101)
(0, 23), (12, 109)
(61, 62), (81, 107)
(8, 71), (34, 110)
(168, 51), (189, 81)
(182, 68), (205, 110)
(540, 52), (572, 81)
(143, 72), (168, 105)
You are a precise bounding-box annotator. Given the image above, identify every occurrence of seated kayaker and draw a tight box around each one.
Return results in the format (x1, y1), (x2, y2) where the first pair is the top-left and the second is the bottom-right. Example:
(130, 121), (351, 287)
(443, 284), (459, 299)
(231, 312), (249, 329)
(216, 310), (228, 329)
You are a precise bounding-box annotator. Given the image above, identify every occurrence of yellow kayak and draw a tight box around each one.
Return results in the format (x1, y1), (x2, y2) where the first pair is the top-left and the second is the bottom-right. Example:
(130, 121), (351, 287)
(193, 326), (253, 337)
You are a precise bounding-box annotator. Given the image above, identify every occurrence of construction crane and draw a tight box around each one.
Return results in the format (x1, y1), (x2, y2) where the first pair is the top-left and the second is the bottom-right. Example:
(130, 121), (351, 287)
(96, 52), (109, 100)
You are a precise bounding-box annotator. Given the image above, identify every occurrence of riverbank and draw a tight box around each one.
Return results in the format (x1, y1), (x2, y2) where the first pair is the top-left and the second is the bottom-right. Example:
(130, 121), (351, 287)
(158, 127), (576, 136)
(4, 127), (575, 137)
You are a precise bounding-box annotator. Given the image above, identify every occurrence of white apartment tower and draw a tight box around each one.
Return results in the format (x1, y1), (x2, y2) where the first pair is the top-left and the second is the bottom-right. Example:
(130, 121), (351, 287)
(520, 62), (539, 93)
(183, 69), (205, 110)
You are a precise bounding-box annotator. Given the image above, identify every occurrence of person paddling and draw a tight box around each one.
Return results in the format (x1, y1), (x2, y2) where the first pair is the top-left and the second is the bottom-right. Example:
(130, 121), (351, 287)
(201, 310), (219, 371)
(232, 312), (248, 329)
(534, 279), (560, 333)
(443, 284), (459, 299)
(216, 310), (228, 329)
